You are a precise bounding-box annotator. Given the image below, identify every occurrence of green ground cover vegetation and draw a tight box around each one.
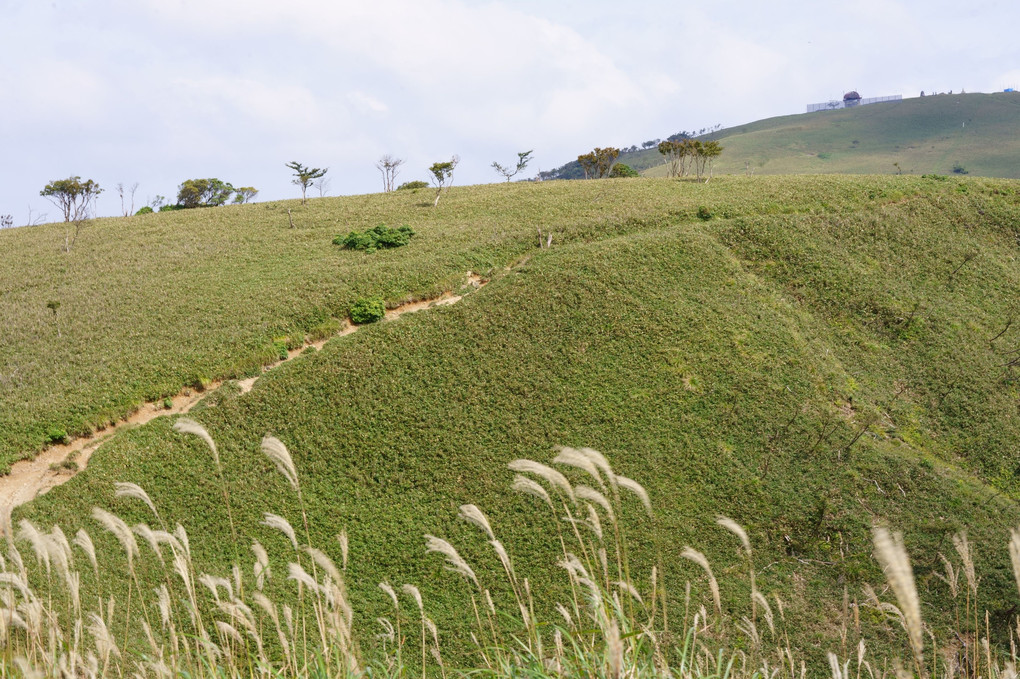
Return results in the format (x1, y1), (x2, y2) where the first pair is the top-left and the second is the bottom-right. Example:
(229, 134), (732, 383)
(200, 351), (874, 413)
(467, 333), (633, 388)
(625, 92), (1020, 179)
(7, 174), (1020, 674)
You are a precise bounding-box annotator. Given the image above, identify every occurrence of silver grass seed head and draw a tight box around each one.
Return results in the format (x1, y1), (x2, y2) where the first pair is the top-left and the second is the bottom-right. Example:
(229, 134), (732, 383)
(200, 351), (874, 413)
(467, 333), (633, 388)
(305, 546), (343, 589)
(575, 485), (615, 523)
(680, 547), (722, 618)
(172, 418), (218, 466)
(16, 520), (49, 571)
(579, 448), (616, 490)
(379, 581), (399, 609)
(458, 504), (495, 541)
(91, 507), (138, 565)
(1009, 528), (1020, 600)
(614, 580), (643, 604)
(616, 475), (653, 516)
(114, 482), (159, 519)
(401, 583), (424, 612)
(424, 535), (478, 587)
(287, 562), (318, 592)
(337, 530), (349, 570)
(262, 513), (297, 551)
(261, 435), (299, 492)
(512, 475), (552, 507)
(508, 459), (575, 503)
(174, 524), (191, 559)
(872, 526), (923, 672)
(586, 503), (604, 541)
(716, 515), (751, 555)
(132, 524), (164, 562)
(553, 447), (605, 489)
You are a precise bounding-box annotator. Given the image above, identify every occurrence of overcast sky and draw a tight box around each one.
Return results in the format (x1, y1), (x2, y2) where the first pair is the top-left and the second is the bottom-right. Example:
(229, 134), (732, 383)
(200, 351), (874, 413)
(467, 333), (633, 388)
(2, 0), (1019, 222)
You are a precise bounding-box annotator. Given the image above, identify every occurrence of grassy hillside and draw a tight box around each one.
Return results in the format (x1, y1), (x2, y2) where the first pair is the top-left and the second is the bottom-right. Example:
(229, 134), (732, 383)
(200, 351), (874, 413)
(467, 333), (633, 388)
(631, 92), (1020, 179)
(10, 175), (1020, 671)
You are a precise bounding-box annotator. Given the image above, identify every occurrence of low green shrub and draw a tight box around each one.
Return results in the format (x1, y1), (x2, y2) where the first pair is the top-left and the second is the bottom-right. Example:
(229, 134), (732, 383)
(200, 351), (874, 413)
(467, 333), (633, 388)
(333, 224), (415, 253)
(609, 163), (639, 178)
(135, 206), (154, 215)
(397, 180), (428, 190)
(697, 205), (713, 220)
(349, 297), (385, 324)
(45, 427), (68, 445)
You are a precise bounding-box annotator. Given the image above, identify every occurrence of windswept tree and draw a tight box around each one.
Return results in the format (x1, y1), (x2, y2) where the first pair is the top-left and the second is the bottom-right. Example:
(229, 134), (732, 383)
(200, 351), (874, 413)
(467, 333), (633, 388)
(233, 187), (259, 204)
(491, 150), (533, 182)
(40, 176), (102, 223)
(285, 161), (327, 205)
(692, 141), (723, 181)
(657, 140), (685, 178)
(41, 177), (102, 252)
(376, 155), (405, 192)
(576, 147), (620, 179)
(313, 176), (331, 198)
(115, 182), (139, 217)
(176, 178), (235, 208)
(428, 156), (459, 207)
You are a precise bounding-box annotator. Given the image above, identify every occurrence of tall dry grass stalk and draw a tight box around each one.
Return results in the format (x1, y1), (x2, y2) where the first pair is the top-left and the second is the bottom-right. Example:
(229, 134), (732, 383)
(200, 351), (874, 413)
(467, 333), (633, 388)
(172, 419), (239, 556)
(10, 431), (1020, 679)
(872, 527), (924, 677)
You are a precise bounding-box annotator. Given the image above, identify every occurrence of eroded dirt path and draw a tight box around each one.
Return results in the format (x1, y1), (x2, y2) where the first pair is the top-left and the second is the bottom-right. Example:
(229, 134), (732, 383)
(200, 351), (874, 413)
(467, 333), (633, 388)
(0, 273), (486, 530)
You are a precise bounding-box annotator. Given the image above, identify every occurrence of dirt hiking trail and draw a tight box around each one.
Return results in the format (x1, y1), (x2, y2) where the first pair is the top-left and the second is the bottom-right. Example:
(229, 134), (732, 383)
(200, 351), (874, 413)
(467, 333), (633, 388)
(0, 274), (486, 532)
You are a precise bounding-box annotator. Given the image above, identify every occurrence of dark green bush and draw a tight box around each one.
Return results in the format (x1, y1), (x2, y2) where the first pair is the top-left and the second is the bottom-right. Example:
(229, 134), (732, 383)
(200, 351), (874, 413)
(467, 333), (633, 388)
(349, 297), (385, 324)
(609, 163), (639, 178)
(45, 427), (68, 445)
(334, 224), (415, 253)
(397, 180), (428, 190)
(135, 206), (154, 215)
(697, 206), (713, 220)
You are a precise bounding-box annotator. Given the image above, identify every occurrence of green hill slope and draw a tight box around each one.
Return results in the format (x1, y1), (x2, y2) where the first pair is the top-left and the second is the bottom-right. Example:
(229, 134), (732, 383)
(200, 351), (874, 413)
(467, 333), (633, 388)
(10, 175), (1020, 669)
(633, 92), (1020, 178)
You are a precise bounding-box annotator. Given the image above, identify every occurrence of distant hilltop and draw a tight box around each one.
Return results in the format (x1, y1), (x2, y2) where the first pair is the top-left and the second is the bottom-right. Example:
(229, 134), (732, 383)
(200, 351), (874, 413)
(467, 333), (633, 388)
(807, 91), (902, 112)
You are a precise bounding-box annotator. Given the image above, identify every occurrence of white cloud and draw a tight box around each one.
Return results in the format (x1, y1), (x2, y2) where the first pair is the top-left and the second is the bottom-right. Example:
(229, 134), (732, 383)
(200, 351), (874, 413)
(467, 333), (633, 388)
(3, 0), (1020, 220)
(348, 91), (389, 114)
(168, 77), (325, 129)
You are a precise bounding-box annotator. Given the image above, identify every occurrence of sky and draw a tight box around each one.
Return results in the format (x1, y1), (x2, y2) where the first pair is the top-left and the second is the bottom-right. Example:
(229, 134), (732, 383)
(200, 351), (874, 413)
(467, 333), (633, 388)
(2, 0), (1019, 222)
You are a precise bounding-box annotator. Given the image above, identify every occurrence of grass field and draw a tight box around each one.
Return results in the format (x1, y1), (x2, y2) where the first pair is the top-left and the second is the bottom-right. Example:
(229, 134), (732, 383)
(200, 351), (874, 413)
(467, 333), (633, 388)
(8, 175), (1020, 673)
(625, 92), (1020, 179)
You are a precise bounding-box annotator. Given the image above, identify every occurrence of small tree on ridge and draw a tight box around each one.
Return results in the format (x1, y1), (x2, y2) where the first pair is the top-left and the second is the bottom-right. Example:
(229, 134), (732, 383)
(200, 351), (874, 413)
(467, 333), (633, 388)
(576, 147), (619, 179)
(40, 176), (102, 223)
(428, 156), (459, 207)
(492, 150), (533, 182)
(376, 155), (405, 192)
(285, 161), (327, 205)
(233, 187), (259, 204)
